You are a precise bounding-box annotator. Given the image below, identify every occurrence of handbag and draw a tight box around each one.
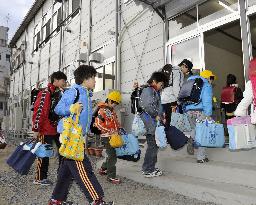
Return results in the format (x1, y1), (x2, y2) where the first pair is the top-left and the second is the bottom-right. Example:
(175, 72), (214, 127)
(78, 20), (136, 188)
(115, 134), (140, 156)
(228, 123), (256, 150)
(155, 121), (167, 148)
(59, 113), (85, 161)
(195, 120), (225, 148)
(6, 140), (40, 175)
(132, 114), (146, 136)
(165, 125), (188, 150)
(170, 112), (192, 132)
(109, 134), (124, 148)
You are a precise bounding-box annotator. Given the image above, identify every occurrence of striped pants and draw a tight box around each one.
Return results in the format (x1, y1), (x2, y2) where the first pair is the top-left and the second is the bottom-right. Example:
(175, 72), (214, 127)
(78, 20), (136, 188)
(51, 155), (104, 203)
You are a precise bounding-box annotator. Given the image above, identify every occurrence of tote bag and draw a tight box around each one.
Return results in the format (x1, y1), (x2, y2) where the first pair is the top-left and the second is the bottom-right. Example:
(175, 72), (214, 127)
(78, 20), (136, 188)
(170, 112), (192, 132)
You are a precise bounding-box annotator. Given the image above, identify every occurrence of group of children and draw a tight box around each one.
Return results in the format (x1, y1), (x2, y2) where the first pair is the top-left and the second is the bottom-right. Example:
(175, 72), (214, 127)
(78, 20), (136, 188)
(30, 57), (256, 205)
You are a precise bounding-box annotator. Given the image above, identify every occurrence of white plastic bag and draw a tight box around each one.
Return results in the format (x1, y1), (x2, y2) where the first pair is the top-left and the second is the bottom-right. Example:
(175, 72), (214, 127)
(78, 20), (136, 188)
(132, 114), (146, 136)
(251, 110), (256, 124)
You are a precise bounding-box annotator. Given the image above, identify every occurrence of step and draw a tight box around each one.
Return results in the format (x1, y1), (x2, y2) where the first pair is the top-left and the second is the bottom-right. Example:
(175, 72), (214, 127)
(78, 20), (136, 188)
(158, 155), (256, 189)
(117, 160), (256, 205)
(163, 145), (256, 166)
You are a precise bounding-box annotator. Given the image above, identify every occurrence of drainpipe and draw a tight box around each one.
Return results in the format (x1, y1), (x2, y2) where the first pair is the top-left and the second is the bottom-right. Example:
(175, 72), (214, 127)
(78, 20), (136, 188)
(59, 1), (64, 70)
(116, 8), (150, 90)
(88, 0), (92, 64)
(115, 0), (120, 90)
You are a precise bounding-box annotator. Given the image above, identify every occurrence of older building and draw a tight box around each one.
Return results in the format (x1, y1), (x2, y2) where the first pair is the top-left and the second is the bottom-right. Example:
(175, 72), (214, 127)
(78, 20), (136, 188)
(7, 0), (256, 132)
(0, 26), (10, 129)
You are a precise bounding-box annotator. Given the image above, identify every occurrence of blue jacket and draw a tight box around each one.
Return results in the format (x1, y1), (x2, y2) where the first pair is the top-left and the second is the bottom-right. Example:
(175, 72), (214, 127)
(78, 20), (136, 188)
(184, 76), (213, 116)
(55, 84), (93, 135)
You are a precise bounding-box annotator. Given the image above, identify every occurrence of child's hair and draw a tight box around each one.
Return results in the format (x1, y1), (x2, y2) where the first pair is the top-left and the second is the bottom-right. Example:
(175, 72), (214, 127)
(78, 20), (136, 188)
(74, 65), (97, 85)
(226, 74), (237, 86)
(50, 71), (67, 84)
(147, 71), (169, 86)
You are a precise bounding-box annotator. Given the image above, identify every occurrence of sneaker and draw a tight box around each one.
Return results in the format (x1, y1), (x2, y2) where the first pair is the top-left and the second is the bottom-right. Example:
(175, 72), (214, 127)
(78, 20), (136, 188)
(99, 168), (107, 176)
(197, 158), (209, 163)
(48, 199), (74, 205)
(91, 200), (115, 205)
(187, 137), (194, 155)
(33, 179), (53, 186)
(142, 167), (161, 175)
(107, 177), (121, 184)
(143, 169), (163, 178)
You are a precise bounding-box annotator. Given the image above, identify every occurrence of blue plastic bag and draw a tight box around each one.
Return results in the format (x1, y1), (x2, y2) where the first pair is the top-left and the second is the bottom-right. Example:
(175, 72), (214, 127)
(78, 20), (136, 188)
(24, 143), (54, 158)
(155, 121), (167, 148)
(132, 114), (146, 136)
(195, 120), (225, 148)
(116, 134), (140, 156)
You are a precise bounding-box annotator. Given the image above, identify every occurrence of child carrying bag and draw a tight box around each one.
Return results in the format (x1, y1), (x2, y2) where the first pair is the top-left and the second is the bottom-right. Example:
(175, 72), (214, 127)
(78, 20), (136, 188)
(59, 113), (85, 161)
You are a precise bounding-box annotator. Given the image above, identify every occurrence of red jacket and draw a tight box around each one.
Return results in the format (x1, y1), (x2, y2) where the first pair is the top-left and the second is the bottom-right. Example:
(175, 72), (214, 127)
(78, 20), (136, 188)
(94, 102), (120, 134)
(32, 83), (58, 136)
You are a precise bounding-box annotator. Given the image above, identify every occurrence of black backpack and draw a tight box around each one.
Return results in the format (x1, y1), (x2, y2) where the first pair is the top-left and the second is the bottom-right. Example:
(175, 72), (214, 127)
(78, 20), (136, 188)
(90, 106), (102, 135)
(178, 78), (204, 105)
(130, 85), (148, 114)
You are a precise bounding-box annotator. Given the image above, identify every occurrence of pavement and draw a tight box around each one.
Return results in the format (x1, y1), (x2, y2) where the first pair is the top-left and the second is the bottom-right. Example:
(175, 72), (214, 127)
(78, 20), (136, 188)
(113, 144), (256, 205)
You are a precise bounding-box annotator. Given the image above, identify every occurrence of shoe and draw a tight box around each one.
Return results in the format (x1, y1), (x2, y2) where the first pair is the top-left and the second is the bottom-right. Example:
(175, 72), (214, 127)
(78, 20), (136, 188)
(48, 199), (74, 205)
(33, 179), (53, 186)
(143, 169), (163, 178)
(197, 158), (209, 163)
(187, 137), (194, 155)
(99, 168), (107, 176)
(142, 167), (161, 175)
(91, 200), (115, 205)
(107, 177), (121, 184)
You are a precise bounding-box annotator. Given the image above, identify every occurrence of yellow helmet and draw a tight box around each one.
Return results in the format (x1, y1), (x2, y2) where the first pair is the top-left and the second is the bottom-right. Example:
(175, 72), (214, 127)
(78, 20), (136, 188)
(200, 70), (216, 80)
(107, 91), (122, 104)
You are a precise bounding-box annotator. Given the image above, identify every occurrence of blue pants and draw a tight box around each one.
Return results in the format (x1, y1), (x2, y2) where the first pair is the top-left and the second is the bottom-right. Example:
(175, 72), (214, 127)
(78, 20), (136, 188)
(51, 155), (104, 203)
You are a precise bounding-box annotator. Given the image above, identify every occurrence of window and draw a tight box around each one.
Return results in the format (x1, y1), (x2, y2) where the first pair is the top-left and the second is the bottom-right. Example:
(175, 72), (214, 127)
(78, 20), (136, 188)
(0, 102), (3, 110)
(0, 39), (6, 47)
(94, 63), (115, 92)
(65, 0), (80, 18)
(6, 54), (10, 62)
(33, 24), (41, 51)
(42, 19), (51, 41)
(72, 0), (80, 13)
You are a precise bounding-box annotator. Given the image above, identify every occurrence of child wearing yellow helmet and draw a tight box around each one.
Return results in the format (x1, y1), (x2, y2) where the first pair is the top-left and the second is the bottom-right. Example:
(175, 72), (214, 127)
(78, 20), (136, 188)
(94, 90), (122, 184)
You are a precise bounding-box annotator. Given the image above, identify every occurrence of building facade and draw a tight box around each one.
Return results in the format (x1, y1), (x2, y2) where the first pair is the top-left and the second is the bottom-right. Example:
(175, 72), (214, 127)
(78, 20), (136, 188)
(6, 0), (256, 133)
(0, 26), (10, 129)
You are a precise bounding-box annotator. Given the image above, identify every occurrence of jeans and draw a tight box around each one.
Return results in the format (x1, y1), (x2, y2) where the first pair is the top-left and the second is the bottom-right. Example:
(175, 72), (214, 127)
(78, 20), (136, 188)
(142, 134), (159, 173)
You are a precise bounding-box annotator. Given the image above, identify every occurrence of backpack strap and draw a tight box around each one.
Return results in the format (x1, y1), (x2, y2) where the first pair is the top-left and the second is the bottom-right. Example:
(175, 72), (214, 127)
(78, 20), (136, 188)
(73, 88), (80, 104)
(33, 88), (50, 131)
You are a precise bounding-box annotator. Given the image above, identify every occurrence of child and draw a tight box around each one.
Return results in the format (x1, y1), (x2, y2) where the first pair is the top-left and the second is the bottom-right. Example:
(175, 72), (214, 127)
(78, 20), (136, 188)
(94, 91), (122, 184)
(184, 70), (215, 163)
(48, 65), (113, 205)
(140, 72), (168, 177)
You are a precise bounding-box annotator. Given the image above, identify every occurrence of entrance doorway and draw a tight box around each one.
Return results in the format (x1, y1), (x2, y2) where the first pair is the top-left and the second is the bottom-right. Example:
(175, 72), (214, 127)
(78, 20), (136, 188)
(204, 20), (245, 102)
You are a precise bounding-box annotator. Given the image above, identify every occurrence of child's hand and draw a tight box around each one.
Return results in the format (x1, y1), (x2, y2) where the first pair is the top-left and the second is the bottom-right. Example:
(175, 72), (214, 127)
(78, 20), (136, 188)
(70, 102), (83, 114)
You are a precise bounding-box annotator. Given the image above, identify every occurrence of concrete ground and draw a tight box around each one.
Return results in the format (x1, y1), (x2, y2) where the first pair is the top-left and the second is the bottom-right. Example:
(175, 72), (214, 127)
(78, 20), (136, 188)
(0, 143), (217, 205)
(116, 144), (256, 205)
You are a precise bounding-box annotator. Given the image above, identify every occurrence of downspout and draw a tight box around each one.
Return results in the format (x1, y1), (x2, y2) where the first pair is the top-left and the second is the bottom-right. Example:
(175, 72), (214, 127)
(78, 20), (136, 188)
(115, 0), (120, 90)
(88, 0), (92, 64)
(162, 6), (168, 64)
(117, 8), (150, 90)
(78, 0), (83, 66)
(59, 1), (64, 70)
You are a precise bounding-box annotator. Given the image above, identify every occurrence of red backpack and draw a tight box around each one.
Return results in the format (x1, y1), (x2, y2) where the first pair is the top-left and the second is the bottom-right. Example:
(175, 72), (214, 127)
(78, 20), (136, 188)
(221, 86), (236, 103)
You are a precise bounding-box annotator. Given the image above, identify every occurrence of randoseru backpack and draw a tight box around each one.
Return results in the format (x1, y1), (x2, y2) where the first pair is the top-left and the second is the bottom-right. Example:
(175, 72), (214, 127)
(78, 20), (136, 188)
(221, 86), (236, 104)
(178, 78), (204, 104)
(130, 85), (148, 114)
